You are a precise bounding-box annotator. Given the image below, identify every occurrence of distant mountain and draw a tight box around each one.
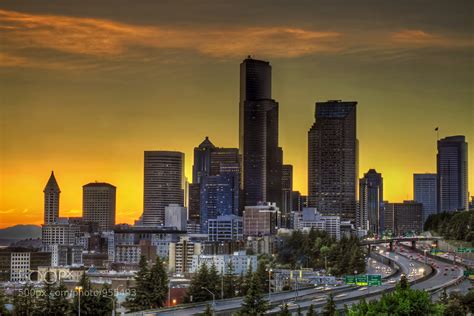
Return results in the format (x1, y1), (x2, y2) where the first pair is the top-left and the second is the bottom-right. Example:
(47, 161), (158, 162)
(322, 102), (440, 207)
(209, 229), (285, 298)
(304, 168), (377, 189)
(0, 225), (41, 240)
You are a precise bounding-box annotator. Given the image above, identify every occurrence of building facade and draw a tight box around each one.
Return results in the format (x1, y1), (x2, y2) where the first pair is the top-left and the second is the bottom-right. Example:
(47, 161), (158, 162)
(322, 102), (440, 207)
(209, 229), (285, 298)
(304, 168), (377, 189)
(239, 57), (282, 208)
(413, 173), (438, 225)
(308, 100), (358, 222)
(44, 171), (60, 225)
(384, 201), (423, 236)
(243, 203), (279, 237)
(358, 169), (384, 234)
(142, 151), (185, 226)
(437, 136), (469, 212)
(190, 251), (257, 275)
(165, 204), (187, 231)
(82, 182), (116, 231)
(281, 164), (293, 228)
(208, 215), (243, 241)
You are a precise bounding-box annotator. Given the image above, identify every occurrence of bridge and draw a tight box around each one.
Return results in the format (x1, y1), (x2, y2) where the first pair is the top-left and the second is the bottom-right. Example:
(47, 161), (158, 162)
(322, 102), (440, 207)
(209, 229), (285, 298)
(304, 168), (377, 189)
(361, 236), (442, 252)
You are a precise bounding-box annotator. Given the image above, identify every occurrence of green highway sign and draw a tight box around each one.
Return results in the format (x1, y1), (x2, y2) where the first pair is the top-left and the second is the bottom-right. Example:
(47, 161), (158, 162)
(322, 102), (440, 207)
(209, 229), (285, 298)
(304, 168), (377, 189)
(430, 248), (442, 254)
(367, 274), (382, 286)
(356, 275), (368, 286)
(457, 248), (474, 253)
(464, 270), (474, 277)
(344, 275), (356, 285)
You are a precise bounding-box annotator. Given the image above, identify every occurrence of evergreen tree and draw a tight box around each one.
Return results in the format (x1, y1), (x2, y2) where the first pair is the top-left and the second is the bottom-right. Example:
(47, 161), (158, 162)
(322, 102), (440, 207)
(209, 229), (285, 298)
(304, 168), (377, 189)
(37, 269), (55, 314)
(208, 263), (220, 299)
(149, 256), (168, 308)
(278, 303), (291, 316)
(94, 283), (115, 316)
(307, 304), (316, 316)
(185, 264), (214, 303)
(255, 260), (269, 294)
(398, 275), (409, 291)
(13, 283), (38, 315)
(71, 273), (98, 316)
(200, 303), (213, 316)
(50, 281), (70, 316)
(238, 274), (268, 315)
(235, 272), (245, 297)
(223, 262), (236, 298)
(240, 262), (254, 297)
(126, 255), (152, 311)
(0, 288), (11, 316)
(322, 293), (337, 316)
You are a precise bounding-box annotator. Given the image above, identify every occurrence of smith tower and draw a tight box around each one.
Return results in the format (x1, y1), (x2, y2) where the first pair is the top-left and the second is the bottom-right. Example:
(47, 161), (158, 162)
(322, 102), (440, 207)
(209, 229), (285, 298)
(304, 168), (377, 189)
(239, 56), (282, 207)
(44, 171), (60, 224)
(308, 100), (358, 221)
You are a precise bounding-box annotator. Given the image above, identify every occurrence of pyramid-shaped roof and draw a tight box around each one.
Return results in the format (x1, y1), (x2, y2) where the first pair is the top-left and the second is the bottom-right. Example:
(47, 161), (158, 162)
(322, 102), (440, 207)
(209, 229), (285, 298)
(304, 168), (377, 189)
(44, 171), (61, 192)
(198, 136), (215, 149)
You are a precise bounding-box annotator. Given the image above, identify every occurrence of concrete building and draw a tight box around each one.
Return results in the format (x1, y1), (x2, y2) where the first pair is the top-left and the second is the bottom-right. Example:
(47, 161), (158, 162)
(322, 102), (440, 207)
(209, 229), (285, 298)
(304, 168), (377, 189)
(308, 100), (358, 222)
(190, 251), (257, 275)
(165, 204), (187, 231)
(297, 208), (341, 240)
(82, 182), (116, 231)
(168, 237), (202, 274)
(437, 136), (469, 212)
(142, 151), (185, 226)
(239, 57), (282, 208)
(413, 173), (438, 225)
(243, 203), (279, 237)
(208, 215), (243, 241)
(44, 171), (60, 225)
(42, 219), (80, 246)
(0, 248), (51, 282)
(358, 169), (384, 234)
(281, 164), (293, 228)
(384, 201), (423, 236)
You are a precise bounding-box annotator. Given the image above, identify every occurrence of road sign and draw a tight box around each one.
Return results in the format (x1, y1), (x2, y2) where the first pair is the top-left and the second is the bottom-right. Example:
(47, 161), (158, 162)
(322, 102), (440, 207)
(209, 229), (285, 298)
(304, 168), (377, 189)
(430, 248), (442, 254)
(464, 270), (474, 277)
(356, 275), (368, 286)
(367, 274), (382, 286)
(344, 275), (356, 285)
(457, 248), (474, 253)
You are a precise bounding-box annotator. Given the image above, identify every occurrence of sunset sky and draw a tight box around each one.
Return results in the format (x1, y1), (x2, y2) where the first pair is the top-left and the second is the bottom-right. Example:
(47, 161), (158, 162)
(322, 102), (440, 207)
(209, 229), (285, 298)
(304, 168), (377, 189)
(0, 0), (472, 228)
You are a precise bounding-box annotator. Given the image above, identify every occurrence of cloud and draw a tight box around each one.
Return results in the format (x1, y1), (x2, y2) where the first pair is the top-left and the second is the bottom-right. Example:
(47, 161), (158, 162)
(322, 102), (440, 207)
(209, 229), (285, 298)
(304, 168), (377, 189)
(391, 29), (473, 48)
(0, 9), (342, 67)
(0, 209), (15, 214)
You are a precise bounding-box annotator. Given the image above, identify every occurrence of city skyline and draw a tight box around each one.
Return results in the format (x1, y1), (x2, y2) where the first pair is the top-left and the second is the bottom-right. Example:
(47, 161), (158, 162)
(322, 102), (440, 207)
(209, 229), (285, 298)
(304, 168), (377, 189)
(1, 0), (473, 228)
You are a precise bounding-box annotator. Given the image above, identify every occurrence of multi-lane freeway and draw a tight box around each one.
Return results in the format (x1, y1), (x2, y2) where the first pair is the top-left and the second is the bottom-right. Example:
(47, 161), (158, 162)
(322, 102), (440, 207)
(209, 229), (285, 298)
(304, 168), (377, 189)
(135, 243), (468, 315)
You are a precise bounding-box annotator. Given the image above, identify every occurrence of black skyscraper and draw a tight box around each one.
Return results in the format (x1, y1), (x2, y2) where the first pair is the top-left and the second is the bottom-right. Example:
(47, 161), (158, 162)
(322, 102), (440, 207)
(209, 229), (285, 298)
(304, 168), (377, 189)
(239, 56), (282, 208)
(308, 100), (358, 221)
(437, 135), (468, 212)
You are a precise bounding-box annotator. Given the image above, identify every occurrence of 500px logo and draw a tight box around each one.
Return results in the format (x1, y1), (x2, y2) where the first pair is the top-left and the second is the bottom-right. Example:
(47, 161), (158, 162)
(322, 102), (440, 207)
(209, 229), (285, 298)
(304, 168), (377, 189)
(16, 269), (75, 284)
(17, 287), (136, 298)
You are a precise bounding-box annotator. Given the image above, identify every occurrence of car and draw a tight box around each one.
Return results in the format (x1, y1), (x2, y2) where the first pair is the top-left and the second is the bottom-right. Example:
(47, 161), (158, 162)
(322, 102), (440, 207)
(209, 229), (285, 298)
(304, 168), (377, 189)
(312, 297), (326, 302)
(358, 287), (367, 291)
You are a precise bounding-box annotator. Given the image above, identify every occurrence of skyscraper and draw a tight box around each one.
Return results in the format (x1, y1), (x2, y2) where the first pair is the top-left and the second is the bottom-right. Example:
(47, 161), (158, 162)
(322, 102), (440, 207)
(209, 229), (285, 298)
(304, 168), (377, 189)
(44, 171), (60, 224)
(358, 169), (383, 234)
(192, 137), (215, 184)
(413, 173), (437, 224)
(82, 182), (116, 231)
(142, 151), (185, 226)
(384, 201), (423, 236)
(437, 136), (469, 212)
(281, 164), (293, 227)
(239, 57), (282, 208)
(308, 100), (358, 221)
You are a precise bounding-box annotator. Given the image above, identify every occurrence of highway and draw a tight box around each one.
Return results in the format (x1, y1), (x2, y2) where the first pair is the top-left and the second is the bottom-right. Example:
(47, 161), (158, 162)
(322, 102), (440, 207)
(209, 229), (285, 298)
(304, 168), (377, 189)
(134, 243), (466, 315)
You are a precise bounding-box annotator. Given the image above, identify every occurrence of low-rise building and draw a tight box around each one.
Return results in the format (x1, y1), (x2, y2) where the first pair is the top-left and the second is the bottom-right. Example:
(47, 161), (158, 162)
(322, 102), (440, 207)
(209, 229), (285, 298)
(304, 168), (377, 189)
(208, 215), (243, 241)
(190, 251), (257, 275)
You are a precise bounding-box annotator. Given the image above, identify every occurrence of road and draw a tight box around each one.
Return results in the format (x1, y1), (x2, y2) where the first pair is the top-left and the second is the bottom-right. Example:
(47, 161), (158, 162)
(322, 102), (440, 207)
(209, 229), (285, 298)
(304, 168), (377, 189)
(136, 243), (466, 315)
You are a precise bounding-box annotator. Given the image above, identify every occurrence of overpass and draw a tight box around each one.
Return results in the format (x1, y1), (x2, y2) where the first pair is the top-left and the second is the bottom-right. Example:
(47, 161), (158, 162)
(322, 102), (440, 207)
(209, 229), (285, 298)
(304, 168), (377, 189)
(361, 236), (442, 252)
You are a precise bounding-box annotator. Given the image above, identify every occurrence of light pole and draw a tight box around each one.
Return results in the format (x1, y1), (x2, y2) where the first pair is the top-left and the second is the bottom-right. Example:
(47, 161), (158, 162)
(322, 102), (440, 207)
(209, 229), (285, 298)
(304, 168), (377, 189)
(267, 268), (272, 301)
(103, 295), (116, 316)
(75, 286), (83, 316)
(201, 287), (216, 315)
(424, 249), (428, 265)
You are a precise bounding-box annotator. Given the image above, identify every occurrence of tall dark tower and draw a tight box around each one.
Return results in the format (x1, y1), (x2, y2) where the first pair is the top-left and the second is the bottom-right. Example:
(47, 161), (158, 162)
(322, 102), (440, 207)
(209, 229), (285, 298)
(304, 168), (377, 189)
(308, 100), (358, 222)
(437, 135), (468, 212)
(239, 56), (282, 207)
(44, 171), (60, 224)
(359, 169), (383, 234)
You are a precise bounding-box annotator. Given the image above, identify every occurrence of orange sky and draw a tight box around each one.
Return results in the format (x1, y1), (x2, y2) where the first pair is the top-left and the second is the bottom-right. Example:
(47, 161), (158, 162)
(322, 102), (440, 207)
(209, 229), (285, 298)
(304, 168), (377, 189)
(0, 1), (472, 228)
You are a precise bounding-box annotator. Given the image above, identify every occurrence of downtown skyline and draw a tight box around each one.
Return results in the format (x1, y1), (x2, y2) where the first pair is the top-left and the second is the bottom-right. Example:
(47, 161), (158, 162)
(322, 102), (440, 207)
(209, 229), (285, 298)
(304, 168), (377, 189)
(1, 0), (473, 228)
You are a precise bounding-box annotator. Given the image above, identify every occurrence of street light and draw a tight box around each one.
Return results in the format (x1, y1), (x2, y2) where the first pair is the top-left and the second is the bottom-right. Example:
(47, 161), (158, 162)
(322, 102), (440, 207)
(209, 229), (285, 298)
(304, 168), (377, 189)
(74, 286), (83, 316)
(103, 295), (116, 316)
(267, 268), (273, 301)
(201, 287), (216, 315)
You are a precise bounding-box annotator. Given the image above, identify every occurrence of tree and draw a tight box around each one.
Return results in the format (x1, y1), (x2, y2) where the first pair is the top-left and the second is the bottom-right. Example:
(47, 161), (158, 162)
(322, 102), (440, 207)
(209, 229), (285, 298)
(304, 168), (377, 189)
(398, 275), (409, 291)
(126, 255), (152, 311)
(278, 303), (291, 316)
(255, 260), (269, 294)
(0, 288), (11, 316)
(149, 256), (168, 308)
(185, 264), (213, 303)
(71, 273), (96, 316)
(223, 262), (236, 299)
(13, 283), (38, 315)
(322, 293), (337, 316)
(200, 304), (213, 316)
(307, 304), (316, 316)
(50, 281), (70, 316)
(238, 274), (268, 315)
(37, 269), (55, 314)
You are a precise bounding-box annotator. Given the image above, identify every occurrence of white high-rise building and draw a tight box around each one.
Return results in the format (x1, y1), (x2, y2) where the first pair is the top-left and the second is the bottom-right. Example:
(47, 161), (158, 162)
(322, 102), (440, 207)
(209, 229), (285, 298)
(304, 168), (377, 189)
(190, 251), (257, 275)
(297, 208), (341, 240)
